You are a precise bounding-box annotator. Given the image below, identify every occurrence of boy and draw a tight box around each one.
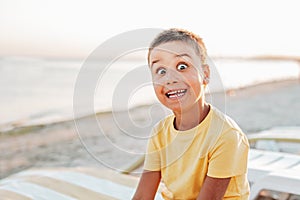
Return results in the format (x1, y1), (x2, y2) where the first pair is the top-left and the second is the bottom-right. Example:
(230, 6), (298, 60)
(132, 28), (250, 199)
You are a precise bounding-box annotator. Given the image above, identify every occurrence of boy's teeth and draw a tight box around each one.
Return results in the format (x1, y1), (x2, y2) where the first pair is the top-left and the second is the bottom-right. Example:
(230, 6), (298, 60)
(166, 89), (187, 98)
(168, 90), (184, 94)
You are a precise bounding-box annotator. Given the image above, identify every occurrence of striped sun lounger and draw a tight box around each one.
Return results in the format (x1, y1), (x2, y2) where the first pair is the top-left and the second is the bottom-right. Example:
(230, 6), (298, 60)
(0, 167), (163, 200)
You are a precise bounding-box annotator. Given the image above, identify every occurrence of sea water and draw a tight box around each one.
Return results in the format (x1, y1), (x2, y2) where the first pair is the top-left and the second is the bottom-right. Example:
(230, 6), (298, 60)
(0, 57), (298, 132)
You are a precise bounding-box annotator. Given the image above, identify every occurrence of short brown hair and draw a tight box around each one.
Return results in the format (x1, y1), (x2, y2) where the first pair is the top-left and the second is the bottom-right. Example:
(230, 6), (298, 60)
(148, 28), (207, 65)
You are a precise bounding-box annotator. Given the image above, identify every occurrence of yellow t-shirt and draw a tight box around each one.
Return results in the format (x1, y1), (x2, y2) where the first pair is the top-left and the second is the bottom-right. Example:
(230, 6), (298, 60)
(144, 105), (250, 199)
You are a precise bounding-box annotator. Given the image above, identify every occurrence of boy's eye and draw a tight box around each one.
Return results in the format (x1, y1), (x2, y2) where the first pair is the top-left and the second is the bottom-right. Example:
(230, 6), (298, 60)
(177, 63), (188, 70)
(157, 68), (166, 75)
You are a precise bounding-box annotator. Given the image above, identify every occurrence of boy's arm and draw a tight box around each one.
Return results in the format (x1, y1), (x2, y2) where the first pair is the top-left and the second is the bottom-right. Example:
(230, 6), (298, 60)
(196, 176), (231, 200)
(132, 170), (161, 200)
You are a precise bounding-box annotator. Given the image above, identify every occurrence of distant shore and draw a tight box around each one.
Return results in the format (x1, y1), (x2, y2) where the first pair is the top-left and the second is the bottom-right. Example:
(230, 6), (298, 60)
(1, 78), (299, 179)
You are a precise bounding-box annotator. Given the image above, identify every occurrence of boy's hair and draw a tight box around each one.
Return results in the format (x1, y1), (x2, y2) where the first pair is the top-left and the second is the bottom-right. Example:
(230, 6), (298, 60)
(148, 28), (207, 65)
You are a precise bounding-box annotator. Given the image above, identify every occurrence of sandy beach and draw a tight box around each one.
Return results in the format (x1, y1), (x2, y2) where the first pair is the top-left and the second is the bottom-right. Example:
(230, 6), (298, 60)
(1, 79), (299, 179)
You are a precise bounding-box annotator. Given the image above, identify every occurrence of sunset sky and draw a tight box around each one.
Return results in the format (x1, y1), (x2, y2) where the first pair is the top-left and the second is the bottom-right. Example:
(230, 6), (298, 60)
(0, 0), (299, 59)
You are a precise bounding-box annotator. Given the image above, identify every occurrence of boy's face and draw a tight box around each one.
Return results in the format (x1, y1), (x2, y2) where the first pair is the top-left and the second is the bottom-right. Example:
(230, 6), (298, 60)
(149, 41), (208, 113)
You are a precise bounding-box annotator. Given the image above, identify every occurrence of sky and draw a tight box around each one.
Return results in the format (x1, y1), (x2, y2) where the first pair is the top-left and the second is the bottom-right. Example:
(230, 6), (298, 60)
(0, 0), (299, 59)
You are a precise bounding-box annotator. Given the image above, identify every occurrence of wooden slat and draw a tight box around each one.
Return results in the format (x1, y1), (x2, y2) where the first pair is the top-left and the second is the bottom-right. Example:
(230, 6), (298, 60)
(0, 189), (32, 200)
(28, 176), (116, 200)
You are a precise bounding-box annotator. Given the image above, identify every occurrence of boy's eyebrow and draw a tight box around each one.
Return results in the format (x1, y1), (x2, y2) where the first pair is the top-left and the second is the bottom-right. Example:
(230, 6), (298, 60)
(150, 53), (191, 67)
(150, 59), (160, 67)
(175, 53), (192, 59)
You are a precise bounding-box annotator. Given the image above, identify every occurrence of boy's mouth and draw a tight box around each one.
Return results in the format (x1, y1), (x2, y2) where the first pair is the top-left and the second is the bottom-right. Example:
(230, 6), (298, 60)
(165, 89), (187, 99)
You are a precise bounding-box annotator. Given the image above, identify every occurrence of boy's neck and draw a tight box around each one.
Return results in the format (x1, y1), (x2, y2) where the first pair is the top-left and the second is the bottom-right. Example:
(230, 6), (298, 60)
(173, 102), (210, 131)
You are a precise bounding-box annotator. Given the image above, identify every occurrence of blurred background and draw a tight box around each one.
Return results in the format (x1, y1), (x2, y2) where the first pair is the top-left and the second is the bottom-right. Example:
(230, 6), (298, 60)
(0, 0), (299, 180)
(0, 0), (299, 130)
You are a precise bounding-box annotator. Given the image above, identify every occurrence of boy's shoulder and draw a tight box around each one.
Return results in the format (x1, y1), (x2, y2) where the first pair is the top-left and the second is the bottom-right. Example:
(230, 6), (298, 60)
(152, 114), (174, 134)
(210, 105), (243, 133)
(210, 105), (249, 146)
(208, 106), (249, 151)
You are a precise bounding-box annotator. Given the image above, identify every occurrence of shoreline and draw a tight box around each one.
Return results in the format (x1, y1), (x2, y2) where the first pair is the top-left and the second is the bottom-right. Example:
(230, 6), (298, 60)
(1, 77), (298, 136)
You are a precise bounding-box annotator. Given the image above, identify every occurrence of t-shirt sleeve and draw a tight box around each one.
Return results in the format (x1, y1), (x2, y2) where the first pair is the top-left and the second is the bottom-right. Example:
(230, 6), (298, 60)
(207, 129), (249, 178)
(143, 136), (161, 171)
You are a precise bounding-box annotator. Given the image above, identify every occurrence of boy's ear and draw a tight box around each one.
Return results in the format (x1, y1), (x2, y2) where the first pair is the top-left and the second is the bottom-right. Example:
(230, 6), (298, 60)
(202, 64), (210, 85)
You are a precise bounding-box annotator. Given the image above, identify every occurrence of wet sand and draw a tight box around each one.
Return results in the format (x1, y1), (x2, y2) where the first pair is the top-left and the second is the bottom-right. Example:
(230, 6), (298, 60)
(1, 79), (299, 179)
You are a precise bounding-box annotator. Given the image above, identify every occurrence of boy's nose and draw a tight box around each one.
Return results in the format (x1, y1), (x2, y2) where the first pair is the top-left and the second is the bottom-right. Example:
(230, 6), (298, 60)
(165, 70), (179, 85)
(166, 80), (178, 85)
